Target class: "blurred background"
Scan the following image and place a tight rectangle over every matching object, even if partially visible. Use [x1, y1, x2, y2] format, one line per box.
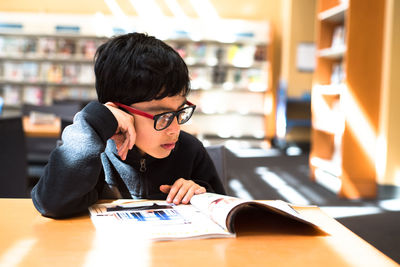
[0, 0, 399, 263]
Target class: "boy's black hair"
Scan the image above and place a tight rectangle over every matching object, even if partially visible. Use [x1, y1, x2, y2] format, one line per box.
[94, 32, 190, 104]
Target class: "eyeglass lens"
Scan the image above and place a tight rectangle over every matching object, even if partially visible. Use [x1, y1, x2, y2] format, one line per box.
[155, 106, 194, 130]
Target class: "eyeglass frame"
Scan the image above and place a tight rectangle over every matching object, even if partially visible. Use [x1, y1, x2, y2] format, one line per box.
[113, 101, 196, 131]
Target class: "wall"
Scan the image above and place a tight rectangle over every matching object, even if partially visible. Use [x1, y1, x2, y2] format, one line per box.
[281, 0, 316, 98]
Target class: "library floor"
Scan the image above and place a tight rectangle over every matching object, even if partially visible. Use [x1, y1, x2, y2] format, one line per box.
[224, 146, 400, 264]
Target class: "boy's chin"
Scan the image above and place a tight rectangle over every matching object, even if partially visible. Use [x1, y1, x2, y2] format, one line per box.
[143, 148, 173, 159]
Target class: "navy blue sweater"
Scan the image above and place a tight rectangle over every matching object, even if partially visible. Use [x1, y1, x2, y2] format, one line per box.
[31, 101, 225, 218]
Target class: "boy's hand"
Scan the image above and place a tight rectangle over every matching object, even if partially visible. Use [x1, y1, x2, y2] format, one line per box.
[160, 178, 206, 205]
[104, 102, 136, 160]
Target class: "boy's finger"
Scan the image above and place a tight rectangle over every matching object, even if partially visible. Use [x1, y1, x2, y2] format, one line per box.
[124, 117, 136, 150]
[195, 186, 206, 195]
[118, 135, 130, 160]
[128, 129, 136, 150]
[159, 185, 171, 194]
[129, 126, 136, 150]
[111, 134, 123, 148]
[182, 186, 196, 204]
[167, 179, 184, 203]
[173, 182, 192, 204]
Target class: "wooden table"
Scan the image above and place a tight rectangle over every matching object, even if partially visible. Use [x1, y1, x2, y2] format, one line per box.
[22, 116, 61, 138]
[0, 199, 397, 267]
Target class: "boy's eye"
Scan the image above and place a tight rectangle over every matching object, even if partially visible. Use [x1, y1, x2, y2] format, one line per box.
[156, 113, 174, 128]
[178, 109, 190, 122]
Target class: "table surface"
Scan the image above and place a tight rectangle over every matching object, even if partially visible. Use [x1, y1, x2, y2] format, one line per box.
[0, 198, 397, 267]
[22, 116, 61, 138]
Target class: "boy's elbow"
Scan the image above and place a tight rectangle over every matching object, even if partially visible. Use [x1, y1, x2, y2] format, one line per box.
[31, 188, 76, 218]
[31, 193, 65, 218]
[31, 187, 97, 219]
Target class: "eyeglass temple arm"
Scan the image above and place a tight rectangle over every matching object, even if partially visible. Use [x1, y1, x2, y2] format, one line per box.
[113, 102, 154, 119]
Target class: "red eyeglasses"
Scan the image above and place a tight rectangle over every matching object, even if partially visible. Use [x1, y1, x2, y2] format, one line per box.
[113, 101, 196, 131]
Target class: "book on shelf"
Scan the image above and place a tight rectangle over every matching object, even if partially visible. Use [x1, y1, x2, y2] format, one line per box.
[22, 38, 37, 55]
[3, 62, 23, 81]
[189, 42, 208, 65]
[226, 44, 256, 68]
[23, 86, 43, 105]
[89, 192, 323, 241]
[42, 63, 63, 83]
[331, 25, 346, 49]
[206, 45, 221, 66]
[183, 42, 218, 66]
[0, 36, 24, 56]
[222, 68, 242, 90]
[57, 38, 77, 57]
[78, 39, 98, 59]
[22, 62, 39, 82]
[38, 37, 57, 57]
[254, 45, 267, 62]
[247, 68, 268, 92]
[331, 60, 345, 84]
[212, 65, 228, 84]
[63, 64, 79, 83]
[52, 86, 96, 101]
[78, 64, 95, 84]
[189, 67, 212, 90]
[2, 85, 21, 105]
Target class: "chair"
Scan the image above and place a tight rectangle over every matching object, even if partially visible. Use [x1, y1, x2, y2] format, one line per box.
[22, 102, 81, 180]
[0, 116, 29, 197]
[61, 118, 73, 132]
[205, 144, 228, 192]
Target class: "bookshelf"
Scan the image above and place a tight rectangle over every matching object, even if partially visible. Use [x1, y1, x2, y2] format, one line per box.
[0, 33, 104, 107]
[0, 31, 271, 144]
[310, 0, 385, 198]
[172, 40, 270, 142]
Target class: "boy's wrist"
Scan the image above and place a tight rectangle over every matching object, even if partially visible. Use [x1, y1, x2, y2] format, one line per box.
[82, 101, 119, 141]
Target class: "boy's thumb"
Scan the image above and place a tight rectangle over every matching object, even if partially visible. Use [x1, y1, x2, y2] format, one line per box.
[159, 185, 171, 193]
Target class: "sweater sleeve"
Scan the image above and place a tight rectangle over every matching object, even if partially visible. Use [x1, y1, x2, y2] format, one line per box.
[178, 133, 226, 195]
[191, 145, 227, 195]
[31, 101, 118, 218]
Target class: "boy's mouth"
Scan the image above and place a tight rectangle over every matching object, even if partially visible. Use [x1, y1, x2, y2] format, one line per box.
[161, 142, 176, 150]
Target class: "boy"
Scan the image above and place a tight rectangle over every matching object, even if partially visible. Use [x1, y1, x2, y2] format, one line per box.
[31, 33, 226, 218]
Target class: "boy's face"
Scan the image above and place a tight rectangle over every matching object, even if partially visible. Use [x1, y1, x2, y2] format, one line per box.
[130, 95, 187, 159]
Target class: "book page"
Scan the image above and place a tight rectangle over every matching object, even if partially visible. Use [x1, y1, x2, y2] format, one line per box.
[240, 200, 321, 229]
[89, 199, 234, 241]
[190, 193, 323, 233]
[190, 193, 247, 232]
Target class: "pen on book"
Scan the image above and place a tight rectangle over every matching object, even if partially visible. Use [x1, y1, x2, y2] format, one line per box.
[106, 203, 173, 212]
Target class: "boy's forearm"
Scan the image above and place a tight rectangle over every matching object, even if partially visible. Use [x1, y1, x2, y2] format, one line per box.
[31, 102, 118, 218]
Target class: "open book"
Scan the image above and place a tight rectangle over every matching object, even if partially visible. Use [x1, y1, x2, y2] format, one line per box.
[89, 193, 322, 241]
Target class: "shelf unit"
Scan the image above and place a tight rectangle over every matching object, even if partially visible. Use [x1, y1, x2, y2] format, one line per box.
[310, 0, 385, 198]
[0, 32, 272, 144]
